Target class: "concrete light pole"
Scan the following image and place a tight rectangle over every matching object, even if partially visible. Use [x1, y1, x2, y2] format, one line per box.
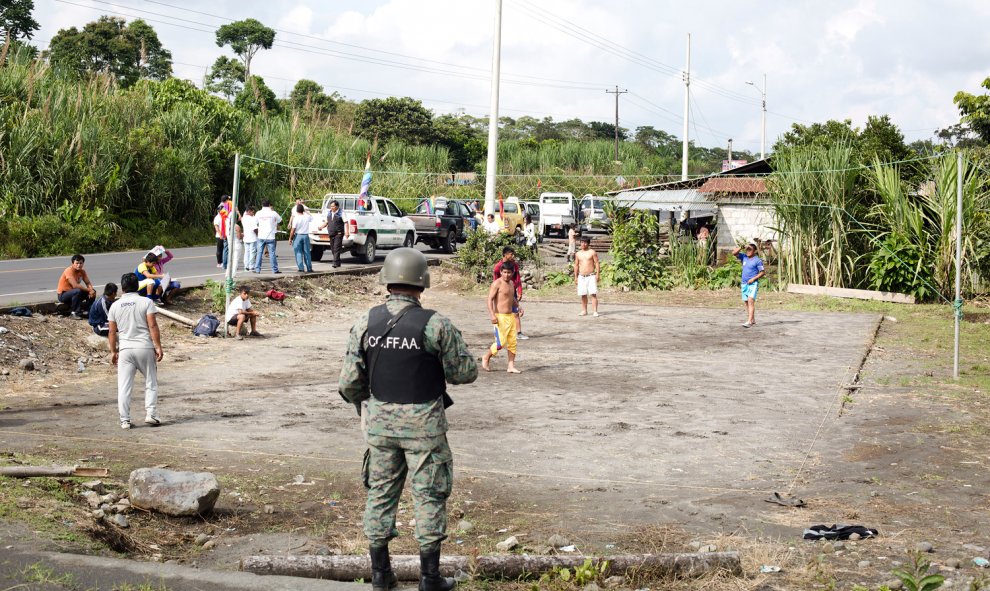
[483, 0, 503, 216]
[681, 34, 690, 181]
[745, 73, 767, 160]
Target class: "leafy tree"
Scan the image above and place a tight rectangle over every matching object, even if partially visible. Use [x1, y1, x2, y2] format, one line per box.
[45, 17, 172, 87]
[773, 119, 858, 153]
[434, 114, 485, 171]
[934, 123, 984, 149]
[128, 19, 172, 81]
[205, 56, 245, 101]
[215, 18, 275, 78]
[289, 79, 336, 116]
[860, 115, 911, 163]
[588, 120, 627, 141]
[774, 116, 912, 164]
[234, 74, 281, 115]
[1, 0, 40, 42]
[354, 96, 435, 145]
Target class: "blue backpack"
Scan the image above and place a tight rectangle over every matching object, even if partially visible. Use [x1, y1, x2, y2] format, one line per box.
[192, 314, 220, 337]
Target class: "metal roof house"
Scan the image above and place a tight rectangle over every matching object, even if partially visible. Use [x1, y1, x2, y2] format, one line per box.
[607, 159, 776, 254]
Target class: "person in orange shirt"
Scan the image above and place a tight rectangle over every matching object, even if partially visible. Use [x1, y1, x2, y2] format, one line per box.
[57, 254, 96, 319]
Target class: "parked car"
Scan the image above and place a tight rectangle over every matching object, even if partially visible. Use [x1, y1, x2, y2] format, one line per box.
[308, 193, 416, 264]
[539, 192, 576, 238]
[406, 196, 471, 253]
[580, 195, 608, 231]
[499, 197, 526, 235]
[523, 201, 543, 243]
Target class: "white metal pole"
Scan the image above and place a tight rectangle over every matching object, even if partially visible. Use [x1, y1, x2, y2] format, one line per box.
[953, 151, 963, 379]
[760, 73, 767, 160]
[483, 0, 503, 216]
[223, 152, 241, 338]
[681, 33, 690, 181]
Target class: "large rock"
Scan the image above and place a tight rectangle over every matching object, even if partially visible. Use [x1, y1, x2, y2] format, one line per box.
[128, 468, 220, 516]
[86, 334, 109, 352]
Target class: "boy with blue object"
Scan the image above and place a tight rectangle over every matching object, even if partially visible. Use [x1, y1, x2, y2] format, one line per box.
[733, 240, 766, 328]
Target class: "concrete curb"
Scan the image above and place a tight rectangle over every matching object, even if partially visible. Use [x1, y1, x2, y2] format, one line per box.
[0, 258, 444, 316]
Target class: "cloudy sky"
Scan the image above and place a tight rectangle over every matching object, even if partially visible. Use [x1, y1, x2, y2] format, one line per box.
[32, 0, 990, 155]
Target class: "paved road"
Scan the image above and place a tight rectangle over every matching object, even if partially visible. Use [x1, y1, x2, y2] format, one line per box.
[0, 241, 448, 308]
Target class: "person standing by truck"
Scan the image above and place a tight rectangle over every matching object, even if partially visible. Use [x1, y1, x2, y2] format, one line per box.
[339, 248, 477, 591]
[318, 200, 346, 268]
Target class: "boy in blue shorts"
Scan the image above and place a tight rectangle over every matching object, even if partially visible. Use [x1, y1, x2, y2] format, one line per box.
[733, 240, 766, 328]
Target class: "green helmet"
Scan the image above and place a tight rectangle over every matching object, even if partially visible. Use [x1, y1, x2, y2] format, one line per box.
[379, 247, 430, 288]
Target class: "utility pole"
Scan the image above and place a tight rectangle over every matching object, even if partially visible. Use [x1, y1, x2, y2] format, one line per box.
[746, 73, 767, 160]
[681, 33, 691, 181]
[605, 85, 628, 161]
[483, 0, 503, 217]
[727, 138, 733, 162]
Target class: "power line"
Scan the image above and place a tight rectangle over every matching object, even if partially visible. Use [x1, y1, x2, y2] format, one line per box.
[52, 0, 605, 91]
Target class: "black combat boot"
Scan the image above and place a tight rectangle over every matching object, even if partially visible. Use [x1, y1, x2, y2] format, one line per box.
[370, 545, 398, 591]
[419, 548, 455, 591]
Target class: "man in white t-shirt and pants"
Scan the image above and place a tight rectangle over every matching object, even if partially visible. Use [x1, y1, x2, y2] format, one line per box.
[241, 204, 259, 272]
[253, 199, 282, 274]
[108, 272, 164, 429]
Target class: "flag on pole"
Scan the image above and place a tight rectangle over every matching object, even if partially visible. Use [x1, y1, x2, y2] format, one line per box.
[358, 152, 372, 210]
[536, 178, 542, 189]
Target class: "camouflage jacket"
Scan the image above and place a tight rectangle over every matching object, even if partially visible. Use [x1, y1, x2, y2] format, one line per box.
[339, 294, 478, 437]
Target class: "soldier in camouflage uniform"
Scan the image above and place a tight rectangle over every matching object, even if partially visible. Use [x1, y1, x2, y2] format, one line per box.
[340, 248, 478, 591]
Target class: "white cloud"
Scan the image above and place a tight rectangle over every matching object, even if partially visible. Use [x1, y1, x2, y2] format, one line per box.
[29, 0, 990, 151]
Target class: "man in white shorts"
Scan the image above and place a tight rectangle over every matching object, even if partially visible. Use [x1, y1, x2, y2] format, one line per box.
[573, 236, 600, 317]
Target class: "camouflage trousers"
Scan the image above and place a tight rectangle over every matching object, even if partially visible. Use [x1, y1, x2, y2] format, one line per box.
[363, 434, 453, 552]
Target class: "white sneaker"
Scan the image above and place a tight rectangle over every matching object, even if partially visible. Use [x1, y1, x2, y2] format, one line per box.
[120, 421, 132, 430]
[578, 311, 587, 316]
[145, 415, 161, 426]
[593, 312, 599, 317]
[517, 333, 529, 340]
[741, 322, 752, 328]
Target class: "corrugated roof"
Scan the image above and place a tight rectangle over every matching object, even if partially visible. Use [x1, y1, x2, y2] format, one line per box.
[614, 189, 718, 213]
[698, 177, 767, 194]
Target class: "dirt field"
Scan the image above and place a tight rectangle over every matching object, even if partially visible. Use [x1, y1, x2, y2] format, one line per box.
[2, 269, 989, 590]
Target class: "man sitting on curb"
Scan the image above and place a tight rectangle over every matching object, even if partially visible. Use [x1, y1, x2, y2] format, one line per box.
[56, 254, 96, 319]
[226, 286, 261, 340]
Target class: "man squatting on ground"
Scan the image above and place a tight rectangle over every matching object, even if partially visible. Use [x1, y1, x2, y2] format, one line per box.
[482, 261, 521, 373]
[732, 240, 766, 328]
[339, 248, 478, 591]
[108, 273, 163, 430]
[574, 236, 600, 317]
[88, 282, 117, 336]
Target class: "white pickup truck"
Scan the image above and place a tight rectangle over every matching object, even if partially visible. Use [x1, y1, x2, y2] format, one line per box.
[308, 193, 417, 264]
[539, 191, 576, 238]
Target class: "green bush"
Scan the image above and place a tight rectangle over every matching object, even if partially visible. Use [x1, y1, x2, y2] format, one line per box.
[867, 234, 937, 300]
[607, 207, 667, 290]
[454, 229, 539, 282]
[708, 257, 742, 289]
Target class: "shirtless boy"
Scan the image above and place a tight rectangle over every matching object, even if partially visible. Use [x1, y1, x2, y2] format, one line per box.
[482, 262, 521, 373]
[574, 236, 600, 317]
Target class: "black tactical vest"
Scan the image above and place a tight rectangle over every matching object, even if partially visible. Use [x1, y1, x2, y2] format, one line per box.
[366, 304, 446, 404]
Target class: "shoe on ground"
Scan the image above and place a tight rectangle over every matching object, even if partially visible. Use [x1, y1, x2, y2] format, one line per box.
[517, 333, 529, 340]
[273, 270, 282, 274]
[120, 421, 132, 430]
[593, 312, 600, 317]
[145, 415, 161, 426]
[69, 311, 83, 319]
[248, 331, 263, 338]
[236, 334, 243, 340]
[742, 322, 752, 328]
[578, 311, 587, 316]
